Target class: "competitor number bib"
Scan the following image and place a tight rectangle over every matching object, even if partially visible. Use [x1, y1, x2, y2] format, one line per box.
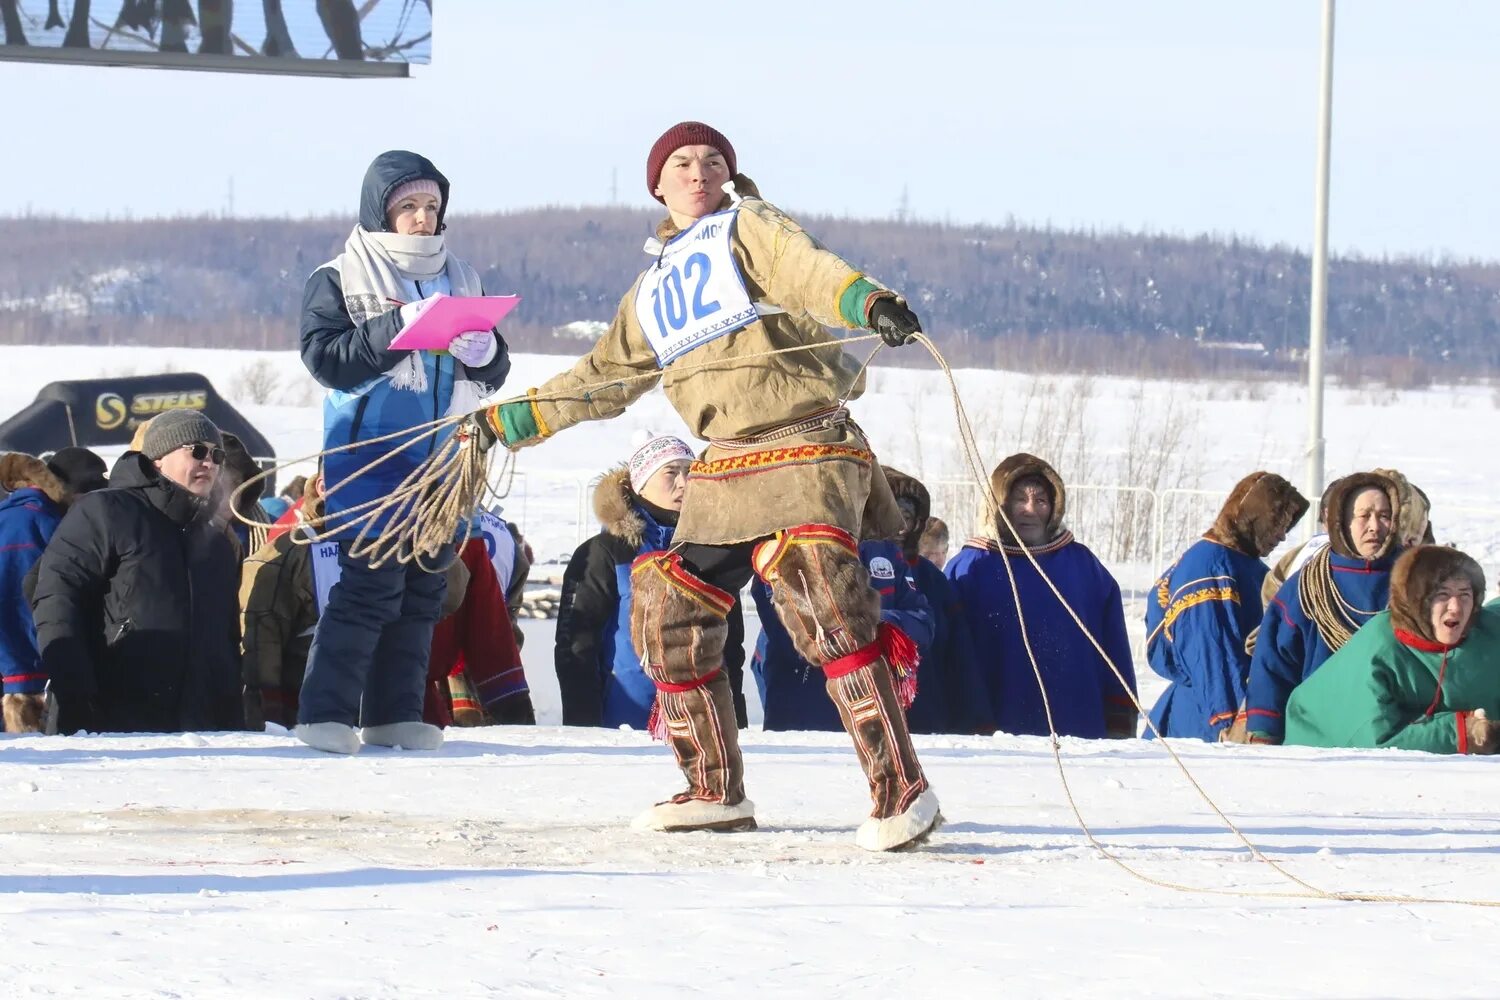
[476, 509, 516, 592]
[633, 208, 757, 367]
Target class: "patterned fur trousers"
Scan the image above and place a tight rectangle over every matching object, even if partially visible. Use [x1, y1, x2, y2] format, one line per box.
[630, 552, 748, 807]
[752, 525, 929, 820]
[630, 526, 929, 821]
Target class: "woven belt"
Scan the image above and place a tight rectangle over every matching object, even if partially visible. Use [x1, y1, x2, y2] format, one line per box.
[710, 407, 849, 450]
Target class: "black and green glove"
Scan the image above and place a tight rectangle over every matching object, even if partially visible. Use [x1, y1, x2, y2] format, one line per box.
[869, 297, 923, 347]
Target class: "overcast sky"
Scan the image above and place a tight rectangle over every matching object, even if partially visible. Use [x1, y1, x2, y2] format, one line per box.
[2, 0, 1496, 261]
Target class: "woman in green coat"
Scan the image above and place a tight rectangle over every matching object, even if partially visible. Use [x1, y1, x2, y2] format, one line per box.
[1285, 545, 1500, 754]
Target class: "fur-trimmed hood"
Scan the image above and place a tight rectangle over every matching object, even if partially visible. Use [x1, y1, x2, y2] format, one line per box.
[989, 453, 1066, 543]
[0, 453, 70, 506]
[592, 466, 675, 549]
[1206, 471, 1309, 558]
[654, 174, 763, 242]
[1389, 545, 1487, 643]
[881, 466, 930, 560]
[1372, 467, 1432, 547]
[1326, 471, 1402, 561]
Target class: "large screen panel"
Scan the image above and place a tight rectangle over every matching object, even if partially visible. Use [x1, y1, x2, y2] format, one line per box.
[0, 1, 432, 78]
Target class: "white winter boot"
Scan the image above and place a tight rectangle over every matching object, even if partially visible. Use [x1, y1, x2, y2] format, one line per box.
[632, 795, 757, 833]
[295, 722, 361, 756]
[855, 786, 942, 852]
[360, 721, 443, 751]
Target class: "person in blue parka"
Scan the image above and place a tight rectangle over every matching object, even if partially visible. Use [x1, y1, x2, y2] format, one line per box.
[0, 450, 107, 732]
[879, 467, 992, 734]
[947, 453, 1138, 739]
[1241, 471, 1403, 744]
[1144, 471, 1309, 741]
[555, 433, 748, 731]
[295, 150, 512, 755]
[751, 535, 933, 732]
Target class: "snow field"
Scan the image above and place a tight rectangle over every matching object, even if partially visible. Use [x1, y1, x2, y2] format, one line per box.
[2, 724, 1499, 998]
[1, 345, 1498, 997]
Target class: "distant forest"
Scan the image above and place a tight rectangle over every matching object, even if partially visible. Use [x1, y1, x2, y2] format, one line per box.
[2, 205, 1497, 383]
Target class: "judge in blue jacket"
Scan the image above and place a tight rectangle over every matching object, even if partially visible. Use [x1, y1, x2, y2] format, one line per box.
[1145, 471, 1308, 741]
[295, 150, 512, 755]
[1242, 471, 1402, 744]
[947, 454, 1138, 739]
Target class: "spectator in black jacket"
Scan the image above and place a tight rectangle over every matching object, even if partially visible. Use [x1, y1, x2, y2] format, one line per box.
[555, 433, 748, 730]
[30, 410, 244, 734]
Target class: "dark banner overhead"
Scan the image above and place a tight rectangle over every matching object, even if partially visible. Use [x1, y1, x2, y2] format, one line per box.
[0, 1, 432, 78]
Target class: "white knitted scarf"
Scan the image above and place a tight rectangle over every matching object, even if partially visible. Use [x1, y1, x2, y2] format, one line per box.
[337, 225, 487, 414]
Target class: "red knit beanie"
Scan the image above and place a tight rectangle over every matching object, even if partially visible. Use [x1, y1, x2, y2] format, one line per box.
[646, 121, 737, 203]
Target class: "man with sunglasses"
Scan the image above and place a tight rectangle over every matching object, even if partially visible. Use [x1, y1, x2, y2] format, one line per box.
[31, 409, 245, 735]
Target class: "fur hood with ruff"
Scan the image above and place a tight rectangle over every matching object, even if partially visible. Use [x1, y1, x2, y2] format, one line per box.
[0, 453, 71, 506]
[1205, 471, 1309, 558]
[882, 467, 930, 560]
[988, 453, 1067, 545]
[1372, 467, 1433, 546]
[1389, 545, 1487, 644]
[1326, 471, 1403, 561]
[592, 467, 659, 548]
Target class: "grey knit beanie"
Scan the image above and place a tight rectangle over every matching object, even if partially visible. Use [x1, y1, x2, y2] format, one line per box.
[140, 409, 223, 461]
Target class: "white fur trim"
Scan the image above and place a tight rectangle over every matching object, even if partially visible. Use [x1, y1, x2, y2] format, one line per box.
[855, 787, 941, 851]
[631, 797, 757, 832]
[360, 721, 444, 751]
[295, 722, 361, 755]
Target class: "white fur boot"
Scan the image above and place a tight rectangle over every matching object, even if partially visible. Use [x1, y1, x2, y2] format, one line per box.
[360, 721, 443, 751]
[855, 787, 942, 852]
[632, 796, 757, 833]
[295, 722, 361, 756]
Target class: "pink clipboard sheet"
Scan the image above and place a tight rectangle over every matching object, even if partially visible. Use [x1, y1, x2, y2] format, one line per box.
[388, 294, 521, 351]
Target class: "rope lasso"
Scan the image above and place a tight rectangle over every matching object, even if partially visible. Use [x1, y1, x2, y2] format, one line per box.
[230, 334, 889, 568]
[910, 331, 1500, 907]
[232, 330, 1500, 905]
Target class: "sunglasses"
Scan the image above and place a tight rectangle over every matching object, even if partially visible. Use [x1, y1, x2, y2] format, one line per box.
[180, 443, 226, 466]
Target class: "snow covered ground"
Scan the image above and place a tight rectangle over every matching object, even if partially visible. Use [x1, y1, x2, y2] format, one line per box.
[3, 725, 1500, 998]
[2, 345, 1499, 997]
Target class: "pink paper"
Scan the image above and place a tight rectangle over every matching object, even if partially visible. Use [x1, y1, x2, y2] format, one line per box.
[388, 294, 521, 351]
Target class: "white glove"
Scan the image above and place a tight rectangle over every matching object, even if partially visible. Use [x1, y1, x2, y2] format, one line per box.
[397, 297, 435, 328]
[448, 330, 499, 368]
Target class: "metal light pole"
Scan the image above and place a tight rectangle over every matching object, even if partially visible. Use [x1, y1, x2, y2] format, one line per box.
[1306, 0, 1336, 535]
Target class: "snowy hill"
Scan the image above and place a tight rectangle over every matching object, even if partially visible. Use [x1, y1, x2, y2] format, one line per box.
[7, 210, 1500, 369]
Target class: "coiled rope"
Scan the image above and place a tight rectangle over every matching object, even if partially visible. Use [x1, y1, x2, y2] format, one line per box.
[233, 331, 1500, 906]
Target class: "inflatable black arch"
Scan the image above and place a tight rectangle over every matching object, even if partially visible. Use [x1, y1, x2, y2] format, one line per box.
[0, 372, 277, 489]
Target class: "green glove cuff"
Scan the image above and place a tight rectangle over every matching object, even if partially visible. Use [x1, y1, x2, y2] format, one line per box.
[837, 276, 884, 328]
[497, 399, 540, 445]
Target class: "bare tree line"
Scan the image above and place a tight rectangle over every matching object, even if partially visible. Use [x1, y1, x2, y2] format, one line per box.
[1, 207, 1497, 383]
